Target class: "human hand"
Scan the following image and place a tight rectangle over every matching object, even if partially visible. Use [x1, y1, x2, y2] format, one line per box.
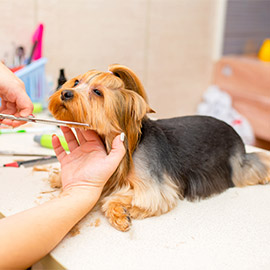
[52, 127, 126, 198]
[0, 62, 33, 127]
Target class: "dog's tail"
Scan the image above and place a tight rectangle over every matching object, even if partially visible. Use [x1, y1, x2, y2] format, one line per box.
[108, 64, 149, 102]
[231, 151, 270, 187]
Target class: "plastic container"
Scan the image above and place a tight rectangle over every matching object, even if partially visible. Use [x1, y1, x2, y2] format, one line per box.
[15, 58, 48, 106]
[258, 39, 270, 62]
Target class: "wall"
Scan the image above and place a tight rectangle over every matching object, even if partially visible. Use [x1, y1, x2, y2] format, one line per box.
[0, 0, 222, 119]
[223, 0, 270, 55]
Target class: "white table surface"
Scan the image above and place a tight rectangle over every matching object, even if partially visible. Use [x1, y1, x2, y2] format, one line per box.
[0, 124, 270, 270]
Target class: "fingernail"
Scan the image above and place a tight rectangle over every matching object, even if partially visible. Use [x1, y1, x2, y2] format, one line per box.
[120, 132, 125, 142]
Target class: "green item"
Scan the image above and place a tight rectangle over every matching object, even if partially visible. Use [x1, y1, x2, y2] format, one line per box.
[0, 129, 26, 134]
[33, 102, 43, 114]
[34, 134, 69, 151]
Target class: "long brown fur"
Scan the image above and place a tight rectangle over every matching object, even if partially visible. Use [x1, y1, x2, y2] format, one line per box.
[49, 66, 157, 231]
[49, 64, 270, 232]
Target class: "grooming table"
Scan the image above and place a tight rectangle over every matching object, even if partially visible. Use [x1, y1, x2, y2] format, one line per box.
[0, 130, 270, 270]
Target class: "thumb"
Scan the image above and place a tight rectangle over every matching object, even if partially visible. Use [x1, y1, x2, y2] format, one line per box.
[106, 133, 126, 169]
[17, 95, 34, 117]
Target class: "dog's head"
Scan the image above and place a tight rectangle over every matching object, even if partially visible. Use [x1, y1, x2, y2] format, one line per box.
[48, 64, 154, 154]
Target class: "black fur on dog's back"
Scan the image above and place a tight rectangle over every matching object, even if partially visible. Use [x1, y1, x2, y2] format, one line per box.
[137, 115, 245, 201]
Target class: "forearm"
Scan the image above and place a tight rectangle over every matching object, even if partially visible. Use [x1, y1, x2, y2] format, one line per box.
[0, 188, 100, 269]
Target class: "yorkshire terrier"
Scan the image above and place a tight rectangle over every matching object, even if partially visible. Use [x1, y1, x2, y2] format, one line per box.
[49, 64, 270, 232]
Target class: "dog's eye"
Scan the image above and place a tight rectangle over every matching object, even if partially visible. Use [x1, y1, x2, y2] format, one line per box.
[73, 80, 79, 87]
[93, 89, 102, 96]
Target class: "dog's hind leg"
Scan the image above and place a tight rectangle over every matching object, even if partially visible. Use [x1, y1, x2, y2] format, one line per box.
[231, 151, 270, 187]
[126, 165, 181, 219]
[101, 171, 180, 231]
[129, 175, 180, 219]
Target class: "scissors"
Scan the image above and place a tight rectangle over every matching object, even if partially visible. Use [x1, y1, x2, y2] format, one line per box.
[0, 113, 91, 128]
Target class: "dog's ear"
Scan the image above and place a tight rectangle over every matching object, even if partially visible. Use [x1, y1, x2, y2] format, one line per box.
[108, 64, 149, 102]
[119, 90, 153, 153]
[127, 90, 153, 121]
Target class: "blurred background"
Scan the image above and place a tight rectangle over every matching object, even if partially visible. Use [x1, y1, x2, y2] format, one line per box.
[0, 0, 269, 149]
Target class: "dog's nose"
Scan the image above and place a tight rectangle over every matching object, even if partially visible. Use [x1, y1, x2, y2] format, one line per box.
[61, 90, 74, 101]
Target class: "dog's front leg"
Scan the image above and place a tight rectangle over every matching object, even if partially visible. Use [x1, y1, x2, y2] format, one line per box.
[101, 187, 133, 232]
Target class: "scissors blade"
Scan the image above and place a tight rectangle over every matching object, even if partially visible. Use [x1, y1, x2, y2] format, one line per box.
[0, 113, 91, 128]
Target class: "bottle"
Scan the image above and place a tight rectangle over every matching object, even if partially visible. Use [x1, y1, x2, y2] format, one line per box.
[34, 134, 69, 151]
[57, 69, 67, 90]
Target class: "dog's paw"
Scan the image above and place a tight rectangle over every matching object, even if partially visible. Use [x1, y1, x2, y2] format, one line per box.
[106, 203, 132, 232]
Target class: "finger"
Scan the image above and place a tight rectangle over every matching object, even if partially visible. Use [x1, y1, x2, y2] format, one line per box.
[80, 129, 104, 149]
[1, 119, 14, 127]
[52, 134, 67, 163]
[0, 99, 7, 112]
[60, 126, 79, 152]
[11, 120, 27, 128]
[13, 81, 33, 117]
[11, 111, 27, 127]
[106, 133, 126, 169]
[76, 128, 86, 145]
[17, 95, 34, 117]
[80, 129, 100, 141]
[0, 103, 16, 116]
[1, 118, 27, 127]
[0, 103, 25, 127]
